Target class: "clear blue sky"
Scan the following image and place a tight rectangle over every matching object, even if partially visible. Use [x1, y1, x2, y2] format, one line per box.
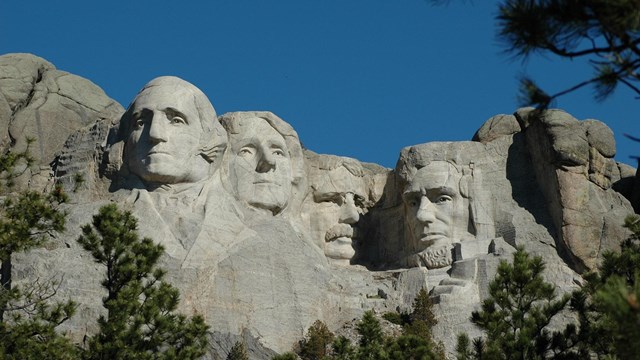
[1, 0, 636, 169]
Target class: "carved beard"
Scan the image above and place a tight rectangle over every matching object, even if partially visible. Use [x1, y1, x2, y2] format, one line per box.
[417, 245, 452, 269]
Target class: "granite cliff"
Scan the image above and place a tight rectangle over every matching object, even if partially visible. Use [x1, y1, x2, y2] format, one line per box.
[2, 53, 638, 359]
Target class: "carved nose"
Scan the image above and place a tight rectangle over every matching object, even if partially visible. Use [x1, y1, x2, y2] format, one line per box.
[339, 193, 360, 224]
[416, 196, 436, 223]
[148, 114, 168, 143]
[256, 151, 276, 173]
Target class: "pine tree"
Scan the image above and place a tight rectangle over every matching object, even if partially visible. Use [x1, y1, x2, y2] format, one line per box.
[570, 214, 640, 358]
[0, 184, 68, 321]
[355, 311, 386, 360]
[0, 296, 79, 359]
[299, 320, 334, 360]
[387, 334, 441, 360]
[331, 336, 355, 360]
[384, 288, 445, 360]
[77, 204, 208, 360]
[496, 0, 640, 107]
[433, 1, 640, 107]
[272, 352, 298, 360]
[456, 247, 580, 359]
[0, 142, 77, 359]
[227, 340, 249, 360]
[403, 288, 437, 340]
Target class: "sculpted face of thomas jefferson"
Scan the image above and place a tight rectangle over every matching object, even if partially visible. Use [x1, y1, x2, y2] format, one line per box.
[224, 115, 295, 214]
[122, 76, 224, 186]
[403, 161, 472, 268]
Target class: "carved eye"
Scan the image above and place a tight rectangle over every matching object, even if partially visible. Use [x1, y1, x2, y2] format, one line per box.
[403, 192, 420, 208]
[434, 195, 453, 204]
[170, 116, 186, 125]
[134, 118, 144, 129]
[272, 148, 286, 157]
[406, 197, 419, 207]
[238, 147, 255, 157]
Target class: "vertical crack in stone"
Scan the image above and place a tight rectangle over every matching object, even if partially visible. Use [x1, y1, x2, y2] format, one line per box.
[7, 66, 47, 148]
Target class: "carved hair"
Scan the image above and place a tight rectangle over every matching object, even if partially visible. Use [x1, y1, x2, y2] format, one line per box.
[311, 154, 364, 178]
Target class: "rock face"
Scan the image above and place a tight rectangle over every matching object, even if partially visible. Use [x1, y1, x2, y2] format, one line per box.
[0, 53, 123, 191]
[4, 54, 637, 359]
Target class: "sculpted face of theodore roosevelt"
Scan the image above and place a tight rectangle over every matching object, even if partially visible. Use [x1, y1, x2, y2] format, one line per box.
[227, 116, 293, 214]
[122, 77, 222, 186]
[307, 159, 368, 265]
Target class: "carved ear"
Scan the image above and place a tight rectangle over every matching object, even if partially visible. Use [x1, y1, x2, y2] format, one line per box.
[102, 141, 125, 179]
[200, 143, 227, 167]
[459, 174, 470, 198]
[405, 165, 418, 180]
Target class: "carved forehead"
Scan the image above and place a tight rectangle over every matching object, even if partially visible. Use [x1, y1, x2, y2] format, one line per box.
[119, 76, 220, 140]
[132, 86, 197, 116]
[408, 162, 461, 193]
[134, 77, 206, 108]
[227, 117, 286, 145]
[221, 111, 295, 134]
[313, 166, 367, 198]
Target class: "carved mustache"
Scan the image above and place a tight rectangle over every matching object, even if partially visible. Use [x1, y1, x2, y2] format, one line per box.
[325, 223, 357, 242]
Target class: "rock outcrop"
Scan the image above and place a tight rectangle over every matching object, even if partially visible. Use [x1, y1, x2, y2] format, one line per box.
[2, 53, 636, 359]
[0, 53, 123, 191]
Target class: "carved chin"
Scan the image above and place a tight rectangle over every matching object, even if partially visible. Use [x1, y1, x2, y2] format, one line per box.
[325, 238, 355, 261]
[417, 245, 452, 269]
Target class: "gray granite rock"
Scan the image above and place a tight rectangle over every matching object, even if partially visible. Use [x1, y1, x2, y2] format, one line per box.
[472, 113, 521, 144]
[0, 53, 123, 191]
[5, 54, 636, 359]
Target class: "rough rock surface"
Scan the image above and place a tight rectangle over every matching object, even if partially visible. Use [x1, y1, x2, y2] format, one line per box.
[0, 53, 123, 191]
[4, 54, 637, 359]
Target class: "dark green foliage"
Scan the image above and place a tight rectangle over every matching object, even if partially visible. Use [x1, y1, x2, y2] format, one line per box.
[0, 138, 36, 189]
[356, 311, 383, 348]
[355, 311, 387, 360]
[569, 214, 640, 358]
[78, 204, 208, 360]
[455, 334, 485, 360]
[227, 340, 249, 360]
[272, 353, 298, 360]
[0, 297, 78, 359]
[331, 336, 355, 360]
[456, 247, 580, 359]
[299, 320, 334, 360]
[381, 311, 409, 326]
[393, 288, 446, 359]
[600, 215, 640, 287]
[308, 290, 445, 360]
[0, 189, 67, 262]
[387, 334, 441, 360]
[455, 333, 472, 360]
[0, 144, 75, 359]
[593, 276, 640, 358]
[403, 289, 437, 339]
[496, 0, 640, 107]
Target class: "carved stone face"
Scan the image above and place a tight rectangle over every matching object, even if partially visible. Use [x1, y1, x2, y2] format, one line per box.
[126, 86, 210, 185]
[310, 167, 366, 264]
[403, 161, 469, 268]
[228, 117, 293, 213]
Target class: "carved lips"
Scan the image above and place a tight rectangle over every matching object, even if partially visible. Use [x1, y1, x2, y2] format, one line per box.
[253, 178, 281, 186]
[325, 223, 356, 243]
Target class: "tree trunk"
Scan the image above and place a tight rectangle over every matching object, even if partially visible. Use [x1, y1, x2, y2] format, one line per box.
[0, 256, 11, 322]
